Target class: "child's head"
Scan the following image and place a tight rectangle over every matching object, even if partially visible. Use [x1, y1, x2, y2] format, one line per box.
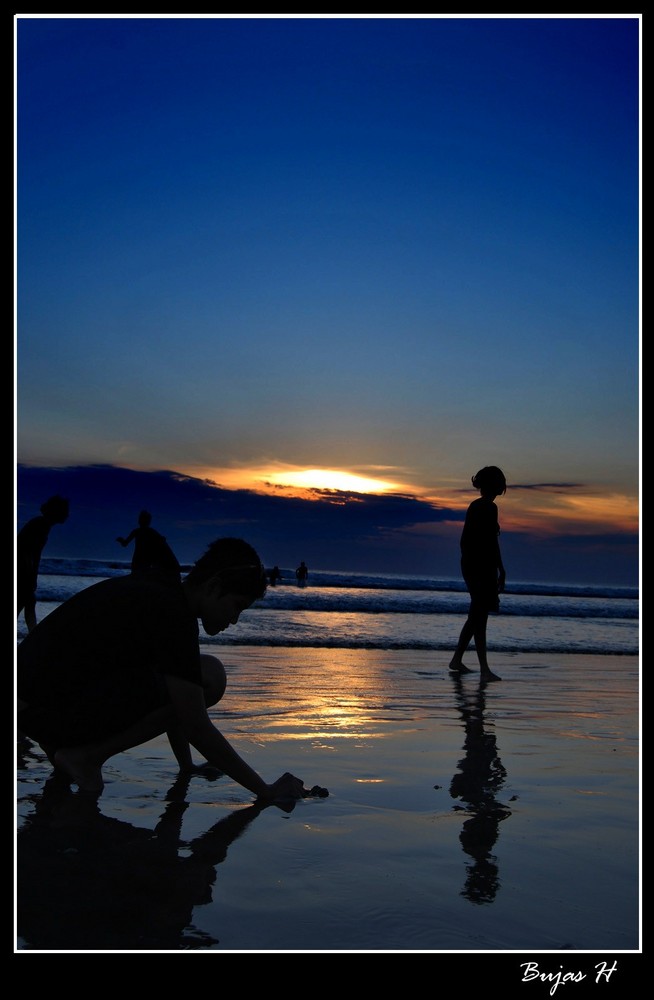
[472, 466, 506, 496]
[186, 537, 267, 602]
[138, 510, 152, 527]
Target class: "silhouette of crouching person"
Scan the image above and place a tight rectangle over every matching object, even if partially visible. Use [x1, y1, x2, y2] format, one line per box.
[17, 537, 321, 803]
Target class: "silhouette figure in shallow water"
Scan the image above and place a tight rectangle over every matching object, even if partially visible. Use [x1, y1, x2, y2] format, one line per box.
[449, 674, 512, 904]
[17, 770, 281, 950]
[17, 495, 70, 632]
[449, 466, 507, 681]
[295, 561, 308, 586]
[116, 509, 181, 580]
[267, 565, 282, 586]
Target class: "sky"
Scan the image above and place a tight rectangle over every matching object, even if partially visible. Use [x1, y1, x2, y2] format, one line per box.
[15, 14, 641, 586]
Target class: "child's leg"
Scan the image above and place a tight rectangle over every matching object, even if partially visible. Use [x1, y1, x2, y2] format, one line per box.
[449, 616, 474, 672]
[472, 611, 501, 681]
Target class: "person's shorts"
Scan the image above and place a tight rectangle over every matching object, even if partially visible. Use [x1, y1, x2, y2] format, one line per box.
[18, 672, 168, 750]
[462, 564, 500, 614]
[468, 588, 500, 614]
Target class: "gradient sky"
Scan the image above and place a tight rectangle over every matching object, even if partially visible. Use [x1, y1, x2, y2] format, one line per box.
[15, 15, 641, 585]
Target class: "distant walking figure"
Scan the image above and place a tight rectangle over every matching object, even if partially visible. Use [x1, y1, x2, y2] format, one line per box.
[17, 495, 70, 632]
[117, 510, 181, 580]
[295, 561, 309, 587]
[449, 466, 507, 682]
[268, 566, 282, 586]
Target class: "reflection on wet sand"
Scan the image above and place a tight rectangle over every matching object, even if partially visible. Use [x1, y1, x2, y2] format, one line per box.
[17, 767, 281, 951]
[450, 675, 513, 905]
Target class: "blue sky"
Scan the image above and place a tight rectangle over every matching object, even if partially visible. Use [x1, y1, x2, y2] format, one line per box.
[15, 15, 640, 585]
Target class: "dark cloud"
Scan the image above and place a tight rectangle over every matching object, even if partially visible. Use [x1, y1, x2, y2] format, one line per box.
[452, 482, 586, 494]
[15, 464, 638, 585]
[509, 483, 585, 492]
[499, 532, 638, 587]
[16, 464, 458, 573]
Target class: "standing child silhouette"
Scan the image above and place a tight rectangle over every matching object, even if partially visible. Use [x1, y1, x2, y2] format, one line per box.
[449, 466, 507, 682]
[17, 495, 70, 632]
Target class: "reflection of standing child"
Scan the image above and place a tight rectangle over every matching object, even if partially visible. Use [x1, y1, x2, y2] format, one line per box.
[449, 466, 506, 682]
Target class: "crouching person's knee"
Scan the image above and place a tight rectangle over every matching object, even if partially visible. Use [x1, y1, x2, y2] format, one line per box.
[200, 654, 227, 707]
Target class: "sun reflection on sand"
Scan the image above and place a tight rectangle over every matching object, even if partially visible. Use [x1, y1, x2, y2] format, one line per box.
[213, 646, 432, 750]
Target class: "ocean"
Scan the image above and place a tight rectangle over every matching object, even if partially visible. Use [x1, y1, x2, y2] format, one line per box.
[18, 557, 639, 656]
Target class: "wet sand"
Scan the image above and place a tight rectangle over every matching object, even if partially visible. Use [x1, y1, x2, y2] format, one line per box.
[16, 648, 641, 974]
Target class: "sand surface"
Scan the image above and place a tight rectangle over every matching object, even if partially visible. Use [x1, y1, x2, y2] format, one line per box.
[16, 648, 641, 974]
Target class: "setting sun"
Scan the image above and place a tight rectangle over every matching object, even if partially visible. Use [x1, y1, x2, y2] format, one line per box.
[264, 469, 402, 494]
[188, 464, 407, 497]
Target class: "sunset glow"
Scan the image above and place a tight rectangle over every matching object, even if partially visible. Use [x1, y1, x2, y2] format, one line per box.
[185, 464, 639, 537]
[264, 469, 403, 494]
[499, 491, 640, 536]
[192, 465, 407, 497]
[16, 15, 639, 586]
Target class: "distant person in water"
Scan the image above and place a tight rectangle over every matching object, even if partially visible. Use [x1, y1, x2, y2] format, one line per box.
[117, 510, 181, 580]
[268, 565, 282, 586]
[17, 536, 327, 803]
[449, 466, 507, 682]
[295, 561, 308, 586]
[17, 495, 70, 632]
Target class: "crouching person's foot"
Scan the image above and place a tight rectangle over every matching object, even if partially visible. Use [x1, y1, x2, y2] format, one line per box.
[54, 748, 105, 793]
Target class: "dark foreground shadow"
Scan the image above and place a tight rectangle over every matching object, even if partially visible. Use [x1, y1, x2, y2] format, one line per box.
[17, 770, 280, 951]
[450, 675, 513, 905]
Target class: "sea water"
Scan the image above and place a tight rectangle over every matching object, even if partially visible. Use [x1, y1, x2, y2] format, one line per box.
[17, 558, 639, 656]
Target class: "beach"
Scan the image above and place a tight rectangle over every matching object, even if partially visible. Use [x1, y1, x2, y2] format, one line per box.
[16, 646, 640, 969]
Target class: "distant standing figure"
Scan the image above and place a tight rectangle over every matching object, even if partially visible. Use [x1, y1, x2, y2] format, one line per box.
[17, 495, 70, 632]
[448, 466, 507, 682]
[117, 510, 181, 580]
[295, 561, 308, 586]
[268, 566, 282, 586]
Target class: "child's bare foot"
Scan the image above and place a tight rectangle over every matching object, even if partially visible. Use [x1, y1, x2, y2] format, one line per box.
[480, 670, 502, 682]
[54, 748, 104, 793]
[449, 660, 473, 673]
